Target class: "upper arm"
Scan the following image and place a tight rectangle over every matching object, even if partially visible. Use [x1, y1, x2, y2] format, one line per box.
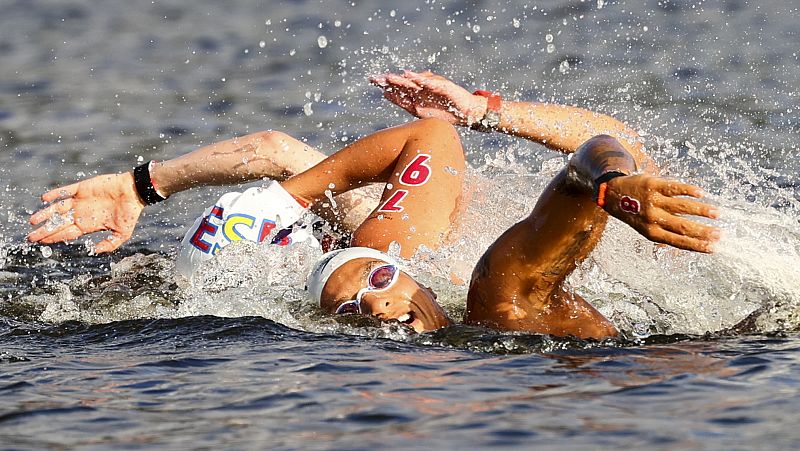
[350, 119, 466, 258]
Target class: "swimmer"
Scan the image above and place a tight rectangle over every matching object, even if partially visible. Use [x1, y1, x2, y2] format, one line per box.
[28, 77, 719, 339]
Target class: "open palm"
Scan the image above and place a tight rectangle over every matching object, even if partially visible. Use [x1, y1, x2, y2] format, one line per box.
[28, 172, 145, 253]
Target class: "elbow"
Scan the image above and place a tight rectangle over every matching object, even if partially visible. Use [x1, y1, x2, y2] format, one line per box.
[241, 130, 297, 180]
[587, 133, 648, 173]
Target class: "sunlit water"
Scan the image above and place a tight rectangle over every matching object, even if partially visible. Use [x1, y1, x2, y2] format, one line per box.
[1, 0, 799, 448]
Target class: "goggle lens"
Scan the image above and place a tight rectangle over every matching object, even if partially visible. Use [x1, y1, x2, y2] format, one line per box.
[369, 265, 398, 290]
[334, 264, 399, 315]
[335, 300, 361, 315]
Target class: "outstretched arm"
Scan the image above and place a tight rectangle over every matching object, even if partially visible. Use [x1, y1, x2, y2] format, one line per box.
[28, 131, 374, 252]
[370, 70, 655, 172]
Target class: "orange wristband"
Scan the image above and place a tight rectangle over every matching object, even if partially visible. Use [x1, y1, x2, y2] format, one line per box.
[594, 171, 627, 208]
[596, 182, 609, 207]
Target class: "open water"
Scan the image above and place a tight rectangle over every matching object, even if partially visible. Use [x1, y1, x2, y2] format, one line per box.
[1, 0, 800, 449]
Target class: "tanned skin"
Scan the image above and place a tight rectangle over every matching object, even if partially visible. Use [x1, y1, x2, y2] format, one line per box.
[465, 136, 635, 338]
[372, 71, 719, 339]
[29, 72, 719, 338]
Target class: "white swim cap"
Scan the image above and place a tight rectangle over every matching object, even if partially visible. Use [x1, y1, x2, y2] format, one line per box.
[307, 247, 399, 305]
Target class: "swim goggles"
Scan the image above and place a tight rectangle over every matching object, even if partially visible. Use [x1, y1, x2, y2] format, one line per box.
[335, 264, 400, 315]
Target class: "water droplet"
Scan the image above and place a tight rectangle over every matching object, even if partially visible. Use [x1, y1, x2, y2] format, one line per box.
[546, 43, 555, 53]
[545, 33, 554, 43]
[303, 102, 313, 116]
[324, 190, 337, 209]
[512, 18, 520, 28]
[559, 60, 570, 74]
[472, 24, 481, 33]
[597, 0, 606, 9]
[40, 246, 52, 258]
[259, 40, 266, 48]
[390, 9, 396, 17]
[632, 322, 650, 339]
[317, 36, 328, 48]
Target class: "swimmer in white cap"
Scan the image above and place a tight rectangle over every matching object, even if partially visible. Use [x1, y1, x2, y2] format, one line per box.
[29, 74, 719, 338]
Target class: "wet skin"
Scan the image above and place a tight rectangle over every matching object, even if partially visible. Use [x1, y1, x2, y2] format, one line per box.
[319, 258, 452, 333]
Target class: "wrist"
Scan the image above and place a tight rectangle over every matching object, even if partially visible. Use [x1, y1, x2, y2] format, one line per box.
[468, 96, 489, 126]
[594, 171, 627, 207]
[123, 171, 147, 209]
[471, 90, 502, 132]
[133, 160, 169, 205]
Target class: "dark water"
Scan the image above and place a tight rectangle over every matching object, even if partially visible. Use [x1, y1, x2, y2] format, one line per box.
[2, 0, 800, 448]
[4, 317, 800, 449]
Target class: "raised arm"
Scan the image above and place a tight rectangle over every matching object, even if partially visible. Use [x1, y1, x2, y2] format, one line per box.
[370, 70, 655, 172]
[28, 131, 373, 253]
[465, 135, 718, 338]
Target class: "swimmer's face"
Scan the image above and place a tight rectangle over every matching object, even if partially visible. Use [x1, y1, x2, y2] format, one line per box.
[320, 258, 452, 333]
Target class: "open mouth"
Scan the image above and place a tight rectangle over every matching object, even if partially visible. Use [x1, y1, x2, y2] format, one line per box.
[396, 312, 416, 325]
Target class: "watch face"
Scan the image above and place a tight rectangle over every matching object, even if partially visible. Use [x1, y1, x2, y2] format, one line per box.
[483, 111, 501, 127]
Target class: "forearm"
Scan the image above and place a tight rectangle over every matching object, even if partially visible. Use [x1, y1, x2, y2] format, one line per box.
[492, 100, 655, 172]
[282, 119, 449, 204]
[150, 131, 325, 197]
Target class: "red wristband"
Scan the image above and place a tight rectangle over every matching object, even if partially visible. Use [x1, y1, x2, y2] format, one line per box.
[473, 90, 502, 113]
[472, 90, 502, 132]
[291, 194, 311, 209]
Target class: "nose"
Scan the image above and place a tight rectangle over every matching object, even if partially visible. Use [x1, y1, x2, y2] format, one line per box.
[359, 293, 403, 319]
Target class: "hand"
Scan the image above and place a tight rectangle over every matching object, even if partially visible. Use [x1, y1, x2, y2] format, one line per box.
[28, 172, 146, 253]
[369, 70, 487, 126]
[603, 175, 720, 253]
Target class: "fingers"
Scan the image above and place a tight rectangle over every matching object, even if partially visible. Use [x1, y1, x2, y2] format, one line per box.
[41, 183, 79, 203]
[368, 74, 387, 86]
[385, 73, 422, 90]
[660, 196, 720, 219]
[29, 198, 74, 225]
[403, 70, 449, 91]
[96, 233, 128, 253]
[28, 223, 85, 245]
[645, 207, 720, 253]
[381, 89, 417, 116]
[369, 73, 421, 91]
[653, 179, 703, 198]
[648, 227, 716, 254]
[657, 213, 719, 240]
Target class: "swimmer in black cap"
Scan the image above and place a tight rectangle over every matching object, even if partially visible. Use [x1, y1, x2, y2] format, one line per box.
[28, 75, 719, 339]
